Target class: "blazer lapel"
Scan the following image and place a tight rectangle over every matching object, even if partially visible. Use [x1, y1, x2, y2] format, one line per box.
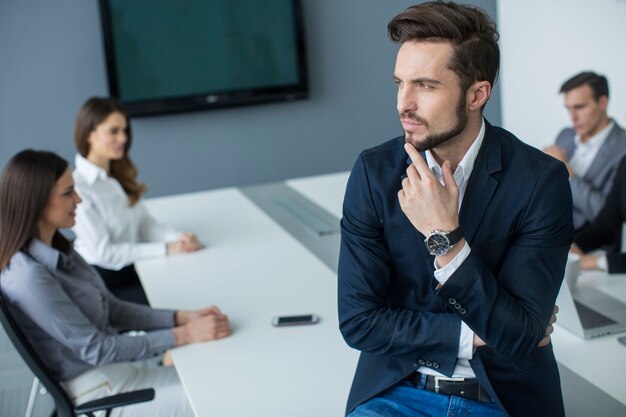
[583, 123, 619, 180]
[459, 124, 502, 244]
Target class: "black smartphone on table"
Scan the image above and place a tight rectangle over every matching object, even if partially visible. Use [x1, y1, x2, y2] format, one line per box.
[272, 314, 319, 327]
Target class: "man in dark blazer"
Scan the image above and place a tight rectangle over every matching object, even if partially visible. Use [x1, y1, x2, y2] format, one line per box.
[544, 72, 626, 231]
[574, 156, 626, 273]
[338, 3, 573, 417]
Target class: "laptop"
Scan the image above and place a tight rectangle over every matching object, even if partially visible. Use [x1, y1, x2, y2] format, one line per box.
[555, 254, 626, 339]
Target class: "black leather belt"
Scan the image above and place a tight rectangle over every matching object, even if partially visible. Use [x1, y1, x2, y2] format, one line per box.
[407, 373, 492, 403]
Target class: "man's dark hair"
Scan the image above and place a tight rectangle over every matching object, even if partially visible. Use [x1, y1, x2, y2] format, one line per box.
[388, 1, 499, 94]
[559, 71, 609, 101]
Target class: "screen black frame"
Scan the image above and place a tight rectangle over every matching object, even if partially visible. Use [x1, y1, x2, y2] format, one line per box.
[98, 0, 309, 117]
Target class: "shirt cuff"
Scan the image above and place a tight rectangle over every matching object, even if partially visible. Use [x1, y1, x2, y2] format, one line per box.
[433, 243, 471, 286]
[458, 321, 475, 360]
[133, 242, 168, 259]
[165, 229, 183, 242]
[596, 255, 608, 271]
[150, 308, 178, 328]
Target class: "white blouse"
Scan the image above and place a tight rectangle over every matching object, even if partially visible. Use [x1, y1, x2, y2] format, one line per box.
[72, 154, 181, 270]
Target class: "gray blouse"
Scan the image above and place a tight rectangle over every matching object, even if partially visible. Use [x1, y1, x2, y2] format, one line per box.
[0, 238, 176, 381]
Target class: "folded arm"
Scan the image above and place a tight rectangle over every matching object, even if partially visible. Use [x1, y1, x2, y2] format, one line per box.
[74, 201, 167, 269]
[437, 161, 573, 360]
[9, 265, 173, 367]
[338, 155, 462, 375]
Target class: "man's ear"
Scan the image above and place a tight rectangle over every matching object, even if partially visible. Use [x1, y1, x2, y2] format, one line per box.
[466, 81, 491, 111]
[598, 95, 609, 113]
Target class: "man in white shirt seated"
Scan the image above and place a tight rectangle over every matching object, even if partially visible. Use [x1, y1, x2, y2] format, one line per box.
[544, 71, 626, 231]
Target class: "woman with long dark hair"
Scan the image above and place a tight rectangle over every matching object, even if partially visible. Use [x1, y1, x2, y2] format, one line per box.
[0, 150, 230, 416]
[72, 97, 202, 305]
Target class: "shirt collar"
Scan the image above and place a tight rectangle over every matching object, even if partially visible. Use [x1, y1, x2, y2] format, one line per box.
[574, 120, 614, 148]
[423, 118, 486, 184]
[74, 154, 108, 185]
[27, 238, 63, 271]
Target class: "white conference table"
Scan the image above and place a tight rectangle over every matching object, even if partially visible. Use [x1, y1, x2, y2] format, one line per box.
[136, 187, 359, 417]
[138, 171, 626, 416]
[551, 271, 626, 405]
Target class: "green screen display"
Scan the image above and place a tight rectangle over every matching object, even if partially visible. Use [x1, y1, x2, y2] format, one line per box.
[101, 0, 307, 115]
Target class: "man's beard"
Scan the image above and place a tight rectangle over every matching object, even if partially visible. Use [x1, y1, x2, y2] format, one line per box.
[402, 96, 467, 152]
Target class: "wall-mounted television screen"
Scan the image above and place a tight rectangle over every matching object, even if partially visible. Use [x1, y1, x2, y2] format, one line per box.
[98, 0, 308, 117]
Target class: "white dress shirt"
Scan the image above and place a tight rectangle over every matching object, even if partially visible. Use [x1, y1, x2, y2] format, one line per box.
[418, 119, 485, 379]
[72, 154, 181, 270]
[569, 121, 614, 178]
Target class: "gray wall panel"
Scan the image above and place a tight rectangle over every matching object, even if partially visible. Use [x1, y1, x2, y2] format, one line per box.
[0, 0, 499, 198]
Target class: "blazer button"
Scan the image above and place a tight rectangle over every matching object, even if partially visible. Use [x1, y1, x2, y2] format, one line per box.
[454, 303, 461, 309]
[418, 359, 426, 365]
[448, 298, 456, 304]
[425, 361, 433, 367]
[459, 308, 467, 315]
[433, 362, 440, 369]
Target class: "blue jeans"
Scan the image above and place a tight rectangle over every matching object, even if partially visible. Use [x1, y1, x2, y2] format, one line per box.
[348, 375, 507, 417]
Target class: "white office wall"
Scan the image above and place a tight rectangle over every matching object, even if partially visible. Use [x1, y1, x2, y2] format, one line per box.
[498, 0, 626, 148]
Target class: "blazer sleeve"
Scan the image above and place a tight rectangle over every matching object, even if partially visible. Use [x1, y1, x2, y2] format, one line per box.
[606, 253, 626, 274]
[574, 178, 623, 253]
[437, 160, 573, 361]
[569, 129, 626, 227]
[570, 171, 616, 226]
[338, 154, 461, 375]
[556, 127, 622, 227]
[575, 157, 626, 273]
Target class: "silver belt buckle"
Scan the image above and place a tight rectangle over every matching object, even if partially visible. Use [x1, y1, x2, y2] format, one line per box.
[434, 376, 466, 393]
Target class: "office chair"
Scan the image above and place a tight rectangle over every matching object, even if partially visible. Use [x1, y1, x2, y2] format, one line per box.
[0, 293, 155, 417]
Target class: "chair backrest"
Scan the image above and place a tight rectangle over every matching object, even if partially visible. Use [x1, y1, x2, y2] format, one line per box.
[0, 293, 75, 417]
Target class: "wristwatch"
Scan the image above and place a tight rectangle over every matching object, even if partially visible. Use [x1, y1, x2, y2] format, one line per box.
[424, 226, 464, 256]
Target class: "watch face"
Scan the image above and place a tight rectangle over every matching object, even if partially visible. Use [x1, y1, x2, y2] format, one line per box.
[426, 233, 450, 256]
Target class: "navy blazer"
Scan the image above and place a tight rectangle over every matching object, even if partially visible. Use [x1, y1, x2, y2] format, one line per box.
[338, 122, 573, 417]
[575, 156, 626, 273]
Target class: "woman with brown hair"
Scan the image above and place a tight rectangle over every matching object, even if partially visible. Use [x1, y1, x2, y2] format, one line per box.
[72, 97, 202, 305]
[0, 149, 230, 416]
